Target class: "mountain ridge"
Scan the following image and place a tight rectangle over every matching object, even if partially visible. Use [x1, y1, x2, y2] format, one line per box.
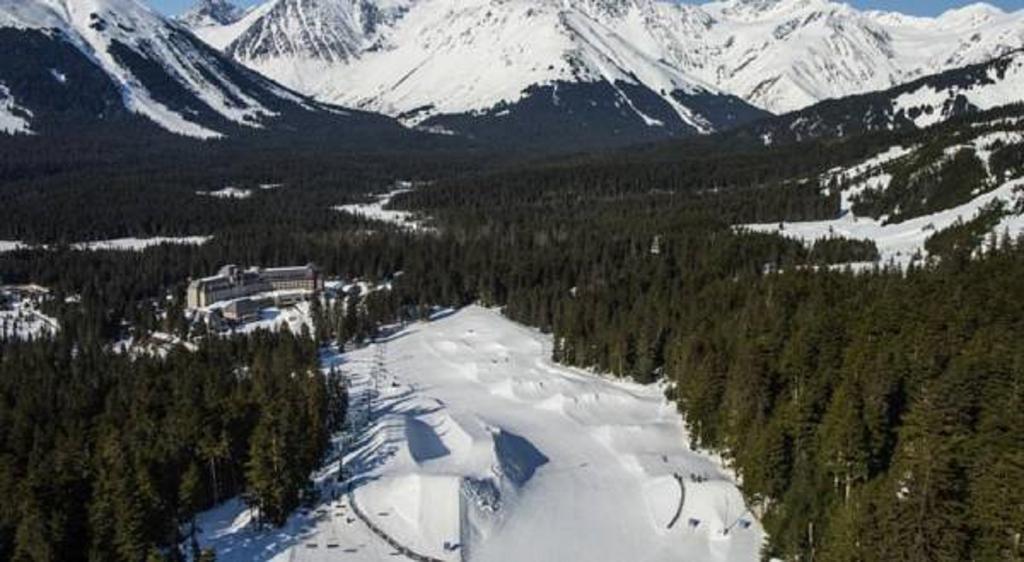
[184, 0, 1024, 118]
[0, 0, 419, 144]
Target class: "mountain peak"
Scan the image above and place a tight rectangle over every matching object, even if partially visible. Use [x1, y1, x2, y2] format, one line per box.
[718, 0, 829, 18]
[180, 0, 242, 27]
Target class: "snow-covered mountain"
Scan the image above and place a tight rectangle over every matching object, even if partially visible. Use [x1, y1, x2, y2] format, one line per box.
[0, 0, 406, 140]
[738, 49, 1024, 145]
[186, 0, 1024, 142]
[672, 0, 1024, 113]
[179, 0, 244, 28]
[187, 0, 771, 147]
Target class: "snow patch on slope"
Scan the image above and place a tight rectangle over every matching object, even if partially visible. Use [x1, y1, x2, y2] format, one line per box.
[894, 53, 1024, 128]
[332, 186, 424, 231]
[0, 83, 33, 134]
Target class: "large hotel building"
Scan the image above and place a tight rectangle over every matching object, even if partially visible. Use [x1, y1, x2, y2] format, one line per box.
[186, 264, 323, 310]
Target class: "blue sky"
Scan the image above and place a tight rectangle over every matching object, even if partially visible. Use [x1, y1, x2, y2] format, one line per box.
[150, 0, 1024, 17]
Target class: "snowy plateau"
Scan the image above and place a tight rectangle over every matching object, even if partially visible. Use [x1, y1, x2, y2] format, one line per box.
[187, 0, 1024, 123]
[197, 306, 763, 561]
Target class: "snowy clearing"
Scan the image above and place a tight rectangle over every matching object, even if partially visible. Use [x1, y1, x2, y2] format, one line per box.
[0, 236, 212, 253]
[1, 295, 58, 341]
[72, 236, 212, 251]
[334, 187, 425, 231]
[197, 187, 254, 199]
[198, 306, 763, 561]
[0, 241, 29, 253]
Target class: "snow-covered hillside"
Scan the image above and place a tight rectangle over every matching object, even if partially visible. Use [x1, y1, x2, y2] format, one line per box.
[187, 0, 1024, 124]
[198, 306, 764, 561]
[744, 49, 1024, 145]
[740, 118, 1024, 268]
[894, 52, 1024, 129]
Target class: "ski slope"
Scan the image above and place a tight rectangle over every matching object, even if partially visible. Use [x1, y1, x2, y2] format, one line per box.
[197, 306, 763, 561]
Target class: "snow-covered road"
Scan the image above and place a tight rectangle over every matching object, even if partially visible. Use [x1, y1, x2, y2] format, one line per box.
[199, 306, 763, 561]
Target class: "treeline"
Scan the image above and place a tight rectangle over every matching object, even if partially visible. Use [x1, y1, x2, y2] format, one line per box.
[0, 329, 343, 561]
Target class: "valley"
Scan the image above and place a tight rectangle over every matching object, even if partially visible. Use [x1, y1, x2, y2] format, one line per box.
[1, 1, 1024, 561]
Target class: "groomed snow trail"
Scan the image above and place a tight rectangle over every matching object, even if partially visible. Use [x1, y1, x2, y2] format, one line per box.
[198, 306, 763, 561]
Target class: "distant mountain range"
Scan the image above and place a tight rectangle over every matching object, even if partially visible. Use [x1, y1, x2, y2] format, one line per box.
[1, 0, 1023, 150]
[0, 0, 413, 144]
[180, 0, 1024, 144]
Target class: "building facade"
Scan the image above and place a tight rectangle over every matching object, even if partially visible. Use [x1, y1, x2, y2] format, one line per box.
[186, 264, 322, 310]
